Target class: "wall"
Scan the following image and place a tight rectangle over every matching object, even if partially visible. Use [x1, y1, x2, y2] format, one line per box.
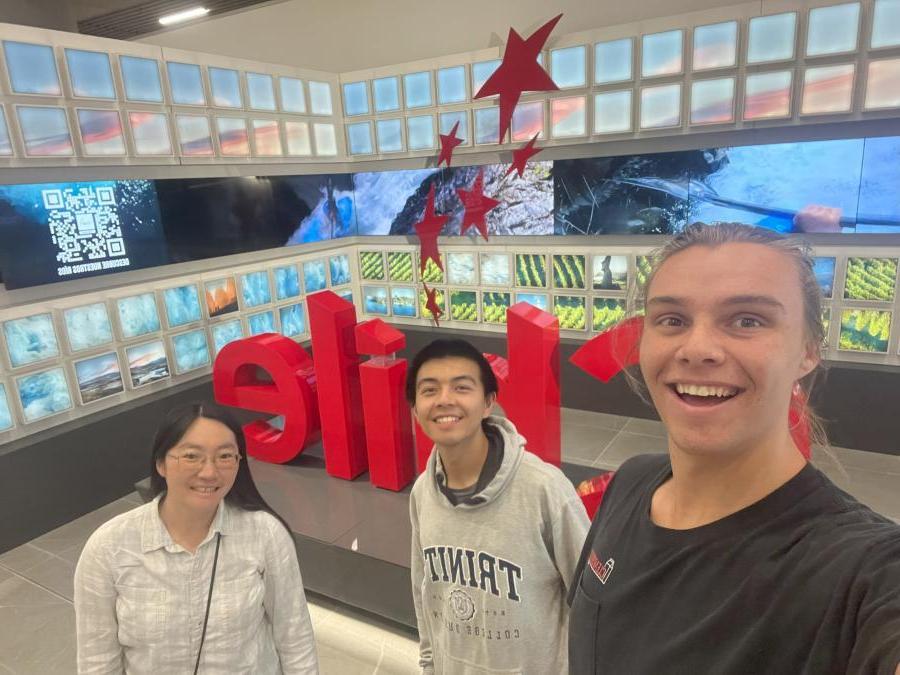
[140, 0, 752, 72]
[0, 0, 77, 33]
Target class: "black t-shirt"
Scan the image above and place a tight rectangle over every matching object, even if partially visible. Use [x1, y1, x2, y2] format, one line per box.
[568, 454, 900, 675]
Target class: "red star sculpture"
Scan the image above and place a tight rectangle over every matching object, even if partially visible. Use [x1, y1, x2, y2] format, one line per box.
[504, 133, 543, 178]
[474, 14, 562, 143]
[423, 283, 443, 325]
[414, 184, 449, 273]
[457, 168, 500, 241]
[437, 120, 463, 167]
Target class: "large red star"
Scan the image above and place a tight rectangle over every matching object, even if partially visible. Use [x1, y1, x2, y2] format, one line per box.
[474, 14, 562, 143]
[504, 133, 543, 178]
[457, 168, 500, 241]
[437, 120, 463, 167]
[423, 283, 443, 325]
[414, 184, 449, 273]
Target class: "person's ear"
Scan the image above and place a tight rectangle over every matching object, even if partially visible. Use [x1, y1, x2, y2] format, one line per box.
[797, 340, 820, 380]
[156, 458, 167, 480]
[483, 392, 497, 419]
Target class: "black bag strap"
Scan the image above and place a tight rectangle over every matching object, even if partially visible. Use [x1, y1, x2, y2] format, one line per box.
[194, 531, 222, 675]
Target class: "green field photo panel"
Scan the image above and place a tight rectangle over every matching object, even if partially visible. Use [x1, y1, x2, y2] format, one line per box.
[839, 309, 891, 353]
[419, 288, 446, 318]
[554, 295, 586, 330]
[450, 290, 479, 322]
[419, 255, 445, 284]
[482, 292, 511, 324]
[359, 251, 385, 280]
[388, 251, 414, 282]
[552, 254, 586, 289]
[515, 254, 547, 287]
[592, 297, 627, 332]
[843, 258, 898, 302]
[635, 255, 654, 287]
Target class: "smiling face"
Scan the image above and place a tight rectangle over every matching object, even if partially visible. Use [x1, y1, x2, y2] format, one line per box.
[155, 416, 240, 514]
[639, 242, 818, 460]
[413, 356, 495, 453]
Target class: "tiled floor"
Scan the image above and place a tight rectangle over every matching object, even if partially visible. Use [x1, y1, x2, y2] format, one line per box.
[1, 408, 898, 673]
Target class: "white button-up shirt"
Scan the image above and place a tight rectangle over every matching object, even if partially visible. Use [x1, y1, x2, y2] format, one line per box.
[74, 495, 318, 674]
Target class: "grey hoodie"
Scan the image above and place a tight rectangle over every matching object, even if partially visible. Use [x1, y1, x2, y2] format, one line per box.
[409, 416, 590, 674]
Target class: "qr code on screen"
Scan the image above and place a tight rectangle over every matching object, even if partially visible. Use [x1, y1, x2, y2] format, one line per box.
[43, 186, 126, 264]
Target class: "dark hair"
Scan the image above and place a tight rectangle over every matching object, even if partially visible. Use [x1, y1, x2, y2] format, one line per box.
[149, 402, 291, 532]
[405, 338, 499, 405]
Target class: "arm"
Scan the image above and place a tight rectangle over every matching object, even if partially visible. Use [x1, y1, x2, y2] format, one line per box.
[409, 492, 435, 675]
[549, 490, 592, 594]
[262, 518, 319, 675]
[849, 537, 900, 675]
[73, 531, 124, 675]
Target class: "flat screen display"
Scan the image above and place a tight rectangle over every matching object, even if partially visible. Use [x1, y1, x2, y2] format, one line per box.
[0, 180, 168, 289]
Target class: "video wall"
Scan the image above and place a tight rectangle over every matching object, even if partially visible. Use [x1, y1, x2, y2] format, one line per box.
[2, 133, 900, 290]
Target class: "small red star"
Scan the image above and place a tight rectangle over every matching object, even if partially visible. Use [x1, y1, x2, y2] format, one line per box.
[437, 120, 463, 167]
[505, 133, 543, 178]
[414, 184, 449, 273]
[457, 168, 500, 241]
[474, 14, 562, 143]
[423, 283, 443, 325]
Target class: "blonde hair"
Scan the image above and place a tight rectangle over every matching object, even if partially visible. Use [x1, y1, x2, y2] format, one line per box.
[623, 222, 829, 448]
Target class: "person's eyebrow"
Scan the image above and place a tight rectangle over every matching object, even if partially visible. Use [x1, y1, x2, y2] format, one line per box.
[647, 295, 786, 312]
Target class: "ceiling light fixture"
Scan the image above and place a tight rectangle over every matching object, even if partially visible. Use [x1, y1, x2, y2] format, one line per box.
[158, 6, 210, 26]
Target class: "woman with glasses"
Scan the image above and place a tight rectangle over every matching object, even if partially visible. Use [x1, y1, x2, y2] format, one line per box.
[74, 403, 319, 674]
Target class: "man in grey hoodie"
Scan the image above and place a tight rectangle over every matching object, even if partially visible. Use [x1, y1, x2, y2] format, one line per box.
[407, 338, 590, 674]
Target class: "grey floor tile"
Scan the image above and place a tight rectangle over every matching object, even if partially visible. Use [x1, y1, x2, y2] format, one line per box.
[622, 417, 667, 438]
[0, 594, 75, 675]
[317, 641, 378, 675]
[561, 407, 630, 431]
[830, 446, 900, 475]
[594, 431, 669, 469]
[561, 425, 618, 466]
[838, 468, 900, 519]
[0, 544, 54, 576]
[19, 555, 75, 602]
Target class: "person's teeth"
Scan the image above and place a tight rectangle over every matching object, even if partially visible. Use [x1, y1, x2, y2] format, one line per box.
[675, 384, 737, 397]
[436, 416, 458, 423]
[193, 487, 217, 493]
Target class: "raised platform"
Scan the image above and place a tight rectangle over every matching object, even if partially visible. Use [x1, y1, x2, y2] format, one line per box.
[138, 442, 600, 629]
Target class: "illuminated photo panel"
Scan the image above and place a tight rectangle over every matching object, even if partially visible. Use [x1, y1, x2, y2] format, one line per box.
[511, 101, 544, 142]
[872, 0, 900, 48]
[440, 112, 469, 144]
[474, 107, 501, 144]
[76, 109, 125, 155]
[690, 77, 735, 125]
[308, 81, 333, 115]
[450, 290, 478, 322]
[74, 351, 123, 405]
[285, 121, 312, 156]
[552, 254, 586, 290]
[482, 292, 511, 324]
[641, 30, 683, 78]
[171, 328, 210, 373]
[211, 319, 243, 354]
[363, 286, 389, 315]
[129, 112, 172, 155]
[247, 72, 276, 111]
[279, 302, 306, 337]
[248, 310, 276, 336]
[594, 90, 632, 134]
[407, 116, 435, 150]
[438, 66, 467, 104]
[592, 255, 628, 290]
[63, 302, 113, 352]
[120, 55, 163, 103]
[515, 254, 547, 288]
[348, 122, 373, 155]
[747, 13, 797, 64]
[515, 292, 548, 311]
[208, 67, 242, 108]
[640, 84, 681, 129]
[303, 260, 326, 292]
[813, 257, 836, 298]
[865, 58, 900, 110]
[279, 77, 306, 113]
[554, 295, 586, 330]
[551, 96, 586, 137]
[843, 257, 898, 302]
[0, 107, 11, 155]
[388, 252, 414, 282]
[17, 106, 73, 156]
[126, 340, 169, 388]
[3, 313, 59, 368]
[448, 252, 476, 285]
[65, 49, 115, 99]
[3, 41, 61, 96]
[419, 287, 445, 319]
[163, 284, 202, 328]
[176, 115, 214, 156]
[373, 76, 401, 112]
[692, 21, 737, 70]
[551, 45, 586, 88]
[343, 81, 369, 116]
[359, 251, 384, 280]
[274, 264, 301, 299]
[167, 62, 205, 105]
[205, 277, 239, 318]
[480, 254, 511, 286]
[744, 70, 793, 120]
[117, 293, 161, 339]
[252, 119, 282, 156]
[391, 287, 417, 317]
[801, 64, 855, 115]
[216, 117, 249, 156]
[0, 383, 13, 432]
[404, 71, 433, 108]
[376, 119, 403, 153]
[807, 3, 860, 56]
[595, 38, 632, 84]
[839, 309, 891, 353]
[329, 254, 351, 286]
[472, 59, 501, 95]
[313, 123, 337, 156]
[240, 270, 271, 307]
[17, 367, 72, 423]
[593, 298, 627, 332]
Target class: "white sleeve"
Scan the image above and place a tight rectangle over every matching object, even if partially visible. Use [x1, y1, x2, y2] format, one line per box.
[74, 530, 124, 675]
[409, 491, 435, 674]
[262, 517, 320, 674]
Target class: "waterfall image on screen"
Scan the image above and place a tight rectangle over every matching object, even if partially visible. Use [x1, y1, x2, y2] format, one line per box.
[75, 352, 124, 404]
[279, 303, 306, 337]
[16, 367, 72, 423]
[303, 260, 327, 292]
[329, 255, 351, 286]
[211, 320, 244, 354]
[274, 265, 301, 299]
[126, 340, 170, 388]
[117, 293, 161, 339]
[64, 303, 113, 352]
[241, 271, 272, 307]
[0, 179, 168, 289]
[163, 285, 202, 328]
[3, 313, 60, 368]
[172, 329, 210, 373]
[248, 311, 276, 336]
[273, 174, 357, 244]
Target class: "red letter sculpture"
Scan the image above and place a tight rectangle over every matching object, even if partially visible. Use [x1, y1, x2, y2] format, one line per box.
[213, 333, 319, 463]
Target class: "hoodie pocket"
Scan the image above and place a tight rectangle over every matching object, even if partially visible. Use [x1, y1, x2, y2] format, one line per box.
[443, 654, 522, 674]
[568, 581, 601, 675]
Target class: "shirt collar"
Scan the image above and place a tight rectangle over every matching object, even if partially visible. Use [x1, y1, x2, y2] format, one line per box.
[142, 493, 233, 553]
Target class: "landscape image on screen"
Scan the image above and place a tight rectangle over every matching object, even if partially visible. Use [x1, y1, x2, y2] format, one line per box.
[515, 292, 549, 311]
[163, 284, 202, 328]
[172, 329, 210, 373]
[843, 257, 898, 302]
[813, 257, 836, 298]
[0, 179, 168, 289]
[592, 256, 628, 291]
[363, 286, 389, 315]
[3, 313, 60, 368]
[17, 367, 72, 423]
[271, 173, 357, 243]
[117, 293, 161, 339]
[204, 278, 239, 318]
[839, 309, 891, 353]
[391, 288, 417, 317]
[64, 303, 113, 352]
[75, 352, 124, 404]
[126, 340, 170, 388]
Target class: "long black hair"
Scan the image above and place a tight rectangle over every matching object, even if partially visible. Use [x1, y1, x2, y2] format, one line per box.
[149, 402, 291, 533]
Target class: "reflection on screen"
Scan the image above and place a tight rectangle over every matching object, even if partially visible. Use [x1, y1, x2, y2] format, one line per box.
[77, 109, 125, 156]
[17, 107, 73, 157]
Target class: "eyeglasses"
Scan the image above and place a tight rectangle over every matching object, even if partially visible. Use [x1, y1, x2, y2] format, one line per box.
[168, 450, 241, 469]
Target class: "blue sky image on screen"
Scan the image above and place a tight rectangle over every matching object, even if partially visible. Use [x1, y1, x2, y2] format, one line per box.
[363, 286, 389, 315]
[247, 73, 277, 110]
[856, 136, 900, 232]
[117, 293, 160, 338]
[172, 330, 210, 373]
[515, 293, 549, 311]
[0, 383, 12, 431]
[167, 62, 205, 105]
[64, 303, 113, 352]
[303, 260, 327, 292]
[164, 285, 202, 328]
[17, 106, 73, 156]
[65, 49, 115, 99]
[212, 320, 243, 354]
[248, 311, 276, 336]
[17, 367, 72, 423]
[241, 271, 272, 307]
[279, 303, 306, 337]
[209, 67, 242, 108]
[3, 314, 59, 368]
[274, 265, 301, 300]
[0, 108, 11, 155]
[280, 78, 306, 113]
[3, 41, 61, 95]
[391, 288, 416, 317]
[330, 255, 351, 285]
[814, 257, 836, 297]
[74, 352, 123, 404]
[120, 56, 163, 102]
[126, 340, 169, 388]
